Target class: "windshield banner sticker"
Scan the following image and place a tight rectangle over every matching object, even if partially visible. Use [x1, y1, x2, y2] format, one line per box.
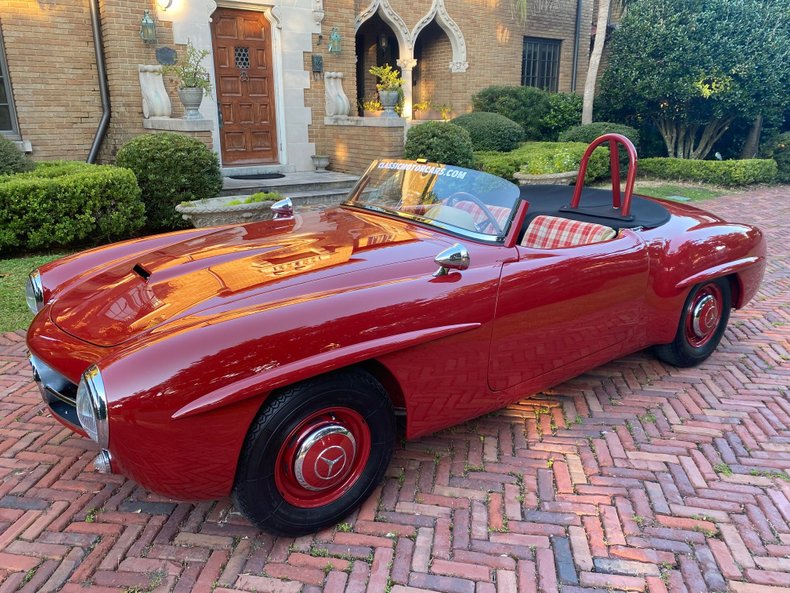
[377, 161, 468, 179]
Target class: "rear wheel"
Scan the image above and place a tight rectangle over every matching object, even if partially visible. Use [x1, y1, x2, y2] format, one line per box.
[233, 369, 395, 536]
[653, 278, 731, 367]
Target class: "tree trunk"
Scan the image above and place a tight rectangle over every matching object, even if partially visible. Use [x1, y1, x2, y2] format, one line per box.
[582, 0, 611, 124]
[740, 114, 763, 159]
[690, 118, 733, 160]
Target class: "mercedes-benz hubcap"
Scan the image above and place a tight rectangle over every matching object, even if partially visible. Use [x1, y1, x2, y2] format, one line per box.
[294, 425, 357, 492]
[691, 294, 718, 338]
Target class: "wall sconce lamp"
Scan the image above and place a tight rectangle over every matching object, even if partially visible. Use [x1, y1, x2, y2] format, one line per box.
[158, 0, 174, 9]
[378, 33, 388, 51]
[140, 9, 157, 44]
[328, 27, 342, 54]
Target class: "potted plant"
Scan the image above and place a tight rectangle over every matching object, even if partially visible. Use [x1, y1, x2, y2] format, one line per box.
[166, 40, 212, 120]
[359, 95, 383, 118]
[369, 64, 402, 117]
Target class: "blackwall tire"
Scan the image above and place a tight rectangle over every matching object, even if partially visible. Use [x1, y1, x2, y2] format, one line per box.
[653, 277, 731, 368]
[233, 368, 395, 536]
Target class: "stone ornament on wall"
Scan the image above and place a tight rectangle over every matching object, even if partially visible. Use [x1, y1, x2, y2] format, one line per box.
[355, 0, 414, 55]
[139, 65, 172, 119]
[324, 72, 351, 117]
[411, 0, 468, 72]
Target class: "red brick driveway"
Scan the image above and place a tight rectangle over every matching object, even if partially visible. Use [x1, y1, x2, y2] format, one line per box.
[0, 186, 788, 593]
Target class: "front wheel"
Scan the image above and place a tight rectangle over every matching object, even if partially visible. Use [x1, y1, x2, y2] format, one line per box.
[233, 369, 395, 536]
[653, 277, 732, 367]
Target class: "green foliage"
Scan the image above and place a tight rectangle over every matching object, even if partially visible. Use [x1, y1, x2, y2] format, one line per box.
[544, 92, 583, 139]
[403, 122, 474, 168]
[559, 122, 640, 148]
[451, 112, 524, 152]
[0, 162, 144, 254]
[559, 122, 640, 171]
[115, 133, 222, 231]
[369, 64, 402, 91]
[472, 86, 552, 140]
[0, 136, 34, 175]
[639, 158, 777, 186]
[475, 142, 610, 182]
[599, 0, 790, 159]
[761, 132, 790, 183]
[225, 192, 282, 206]
[165, 39, 212, 92]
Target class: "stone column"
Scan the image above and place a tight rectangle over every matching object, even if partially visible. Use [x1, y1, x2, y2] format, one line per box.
[397, 57, 417, 119]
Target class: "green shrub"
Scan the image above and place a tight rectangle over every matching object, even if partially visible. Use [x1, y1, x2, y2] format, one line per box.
[558, 122, 640, 148]
[450, 112, 524, 152]
[472, 86, 552, 140]
[543, 93, 583, 140]
[475, 142, 610, 183]
[559, 122, 641, 172]
[0, 162, 144, 254]
[115, 132, 222, 231]
[761, 132, 790, 183]
[0, 136, 34, 175]
[639, 158, 777, 186]
[403, 121, 474, 168]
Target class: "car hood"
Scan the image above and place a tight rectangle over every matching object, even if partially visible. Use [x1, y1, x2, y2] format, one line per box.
[51, 208, 447, 347]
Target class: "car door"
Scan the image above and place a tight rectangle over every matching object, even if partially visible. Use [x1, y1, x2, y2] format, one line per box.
[488, 229, 649, 392]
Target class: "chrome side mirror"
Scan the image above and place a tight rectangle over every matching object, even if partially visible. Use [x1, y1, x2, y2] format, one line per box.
[271, 197, 294, 220]
[433, 243, 470, 277]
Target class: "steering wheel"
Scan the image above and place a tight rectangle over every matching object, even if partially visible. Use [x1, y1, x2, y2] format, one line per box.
[447, 192, 503, 235]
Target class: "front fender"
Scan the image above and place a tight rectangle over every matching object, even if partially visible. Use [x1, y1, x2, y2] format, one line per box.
[98, 257, 500, 499]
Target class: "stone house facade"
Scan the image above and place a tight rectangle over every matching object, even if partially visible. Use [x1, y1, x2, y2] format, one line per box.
[0, 0, 599, 174]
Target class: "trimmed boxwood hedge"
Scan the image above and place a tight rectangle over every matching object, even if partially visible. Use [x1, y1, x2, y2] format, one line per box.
[403, 121, 474, 168]
[0, 162, 145, 254]
[558, 122, 640, 149]
[639, 158, 777, 186]
[0, 136, 34, 175]
[761, 132, 790, 183]
[116, 132, 222, 231]
[450, 112, 524, 152]
[474, 142, 610, 183]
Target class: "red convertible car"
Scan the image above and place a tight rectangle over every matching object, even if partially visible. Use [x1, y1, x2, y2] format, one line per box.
[25, 135, 765, 535]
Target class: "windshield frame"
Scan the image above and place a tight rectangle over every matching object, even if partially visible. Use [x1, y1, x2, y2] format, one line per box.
[342, 160, 521, 244]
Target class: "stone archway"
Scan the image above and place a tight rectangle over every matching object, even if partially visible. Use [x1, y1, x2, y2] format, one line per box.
[355, 0, 467, 118]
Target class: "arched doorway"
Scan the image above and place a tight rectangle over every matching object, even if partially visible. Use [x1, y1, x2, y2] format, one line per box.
[355, 14, 400, 115]
[414, 19, 454, 117]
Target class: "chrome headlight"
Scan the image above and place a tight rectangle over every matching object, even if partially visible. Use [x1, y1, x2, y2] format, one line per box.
[25, 270, 44, 314]
[76, 366, 109, 447]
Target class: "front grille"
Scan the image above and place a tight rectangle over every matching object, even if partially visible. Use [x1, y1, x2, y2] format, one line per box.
[29, 354, 82, 428]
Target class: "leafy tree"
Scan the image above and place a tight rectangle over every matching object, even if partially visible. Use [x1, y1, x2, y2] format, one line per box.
[599, 0, 790, 159]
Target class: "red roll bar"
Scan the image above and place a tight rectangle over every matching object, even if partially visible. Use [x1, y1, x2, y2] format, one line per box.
[571, 133, 638, 218]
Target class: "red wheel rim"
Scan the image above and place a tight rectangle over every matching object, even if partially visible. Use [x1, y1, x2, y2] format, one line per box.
[684, 283, 723, 348]
[274, 407, 371, 508]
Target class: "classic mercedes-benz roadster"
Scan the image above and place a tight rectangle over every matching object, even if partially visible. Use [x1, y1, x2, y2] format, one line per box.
[26, 135, 765, 535]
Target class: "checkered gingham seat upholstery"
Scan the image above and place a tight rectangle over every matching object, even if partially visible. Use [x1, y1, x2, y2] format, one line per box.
[452, 201, 511, 233]
[521, 215, 616, 249]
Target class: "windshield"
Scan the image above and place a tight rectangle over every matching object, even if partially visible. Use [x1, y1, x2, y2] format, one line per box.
[343, 160, 521, 242]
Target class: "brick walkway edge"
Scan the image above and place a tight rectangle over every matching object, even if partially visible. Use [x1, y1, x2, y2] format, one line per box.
[0, 186, 788, 593]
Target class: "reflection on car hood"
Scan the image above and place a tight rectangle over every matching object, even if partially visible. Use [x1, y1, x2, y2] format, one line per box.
[51, 208, 447, 347]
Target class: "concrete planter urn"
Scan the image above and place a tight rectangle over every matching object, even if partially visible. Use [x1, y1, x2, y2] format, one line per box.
[311, 154, 330, 172]
[176, 194, 280, 228]
[378, 90, 400, 117]
[514, 170, 578, 186]
[178, 87, 204, 120]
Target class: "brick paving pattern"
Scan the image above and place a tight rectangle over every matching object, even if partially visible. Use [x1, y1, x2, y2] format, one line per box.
[0, 186, 788, 593]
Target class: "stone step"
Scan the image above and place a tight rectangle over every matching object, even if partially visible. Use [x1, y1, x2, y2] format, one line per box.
[220, 171, 358, 197]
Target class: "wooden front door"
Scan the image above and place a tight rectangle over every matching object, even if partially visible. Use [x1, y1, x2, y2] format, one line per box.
[211, 8, 278, 165]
